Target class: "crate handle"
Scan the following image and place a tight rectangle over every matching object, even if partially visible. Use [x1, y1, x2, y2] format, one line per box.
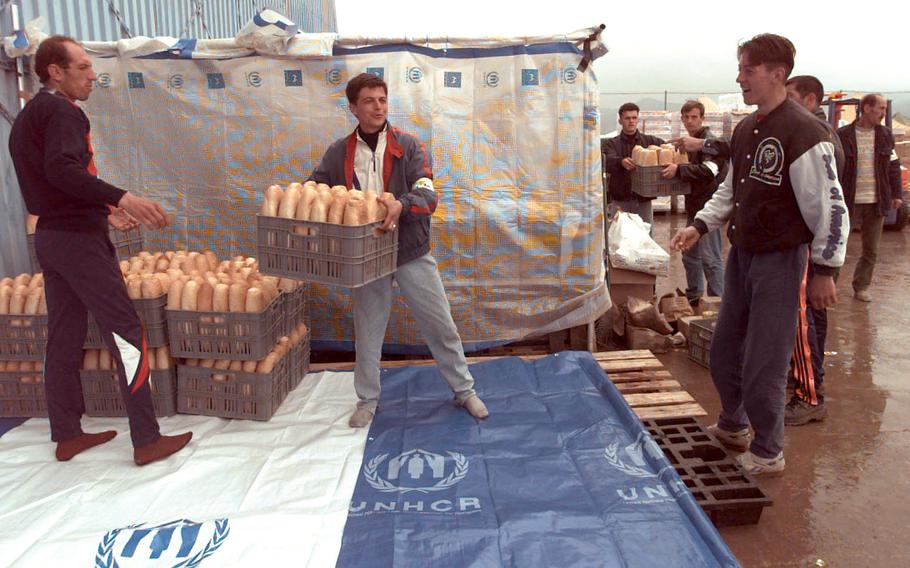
[290, 223, 319, 237]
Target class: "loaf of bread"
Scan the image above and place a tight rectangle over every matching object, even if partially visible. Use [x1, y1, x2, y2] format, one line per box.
[279, 183, 303, 219]
[261, 184, 284, 216]
[344, 189, 367, 226]
[328, 185, 349, 224]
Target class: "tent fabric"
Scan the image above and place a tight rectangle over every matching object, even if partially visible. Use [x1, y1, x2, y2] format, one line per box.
[338, 352, 740, 567]
[74, 31, 609, 352]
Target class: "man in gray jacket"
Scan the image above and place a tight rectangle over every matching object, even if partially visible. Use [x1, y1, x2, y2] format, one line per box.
[310, 73, 488, 428]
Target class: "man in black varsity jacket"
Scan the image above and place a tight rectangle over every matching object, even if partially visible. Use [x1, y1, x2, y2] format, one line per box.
[671, 34, 849, 476]
[9, 36, 191, 465]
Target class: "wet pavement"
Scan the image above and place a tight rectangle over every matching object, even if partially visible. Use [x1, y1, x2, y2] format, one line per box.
[650, 212, 910, 567]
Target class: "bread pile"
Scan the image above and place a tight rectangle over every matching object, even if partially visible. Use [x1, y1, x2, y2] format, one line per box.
[260, 182, 388, 226]
[632, 144, 689, 167]
[183, 321, 309, 377]
[0, 360, 43, 383]
[0, 273, 47, 315]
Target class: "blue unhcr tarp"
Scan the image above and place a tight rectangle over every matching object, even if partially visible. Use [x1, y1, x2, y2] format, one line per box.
[338, 351, 739, 567]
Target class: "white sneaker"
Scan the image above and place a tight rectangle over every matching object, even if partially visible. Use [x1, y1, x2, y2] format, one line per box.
[736, 451, 785, 477]
[348, 407, 374, 428]
[460, 395, 489, 419]
[707, 423, 752, 453]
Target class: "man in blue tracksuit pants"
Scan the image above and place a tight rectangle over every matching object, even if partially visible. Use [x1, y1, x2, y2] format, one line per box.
[672, 34, 848, 476]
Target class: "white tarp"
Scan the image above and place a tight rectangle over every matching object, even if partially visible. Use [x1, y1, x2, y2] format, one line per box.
[0, 371, 367, 567]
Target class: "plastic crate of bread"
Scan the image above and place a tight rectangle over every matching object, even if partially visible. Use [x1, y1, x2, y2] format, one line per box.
[256, 182, 398, 288]
[630, 144, 692, 198]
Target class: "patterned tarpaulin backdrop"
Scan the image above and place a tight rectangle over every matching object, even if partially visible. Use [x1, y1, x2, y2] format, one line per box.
[82, 35, 609, 352]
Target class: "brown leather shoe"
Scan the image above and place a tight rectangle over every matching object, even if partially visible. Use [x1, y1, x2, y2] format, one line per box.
[134, 432, 193, 466]
[56, 431, 117, 461]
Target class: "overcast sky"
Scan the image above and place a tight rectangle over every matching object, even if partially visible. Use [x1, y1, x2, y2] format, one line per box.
[335, 0, 910, 94]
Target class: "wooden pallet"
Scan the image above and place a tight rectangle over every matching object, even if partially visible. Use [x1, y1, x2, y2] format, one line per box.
[309, 349, 705, 421]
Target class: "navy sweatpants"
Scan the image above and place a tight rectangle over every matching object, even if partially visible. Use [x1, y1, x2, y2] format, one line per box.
[35, 228, 160, 447]
[711, 244, 807, 458]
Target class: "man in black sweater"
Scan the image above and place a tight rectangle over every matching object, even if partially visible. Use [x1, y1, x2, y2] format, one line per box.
[602, 102, 665, 234]
[9, 35, 191, 465]
[671, 34, 848, 476]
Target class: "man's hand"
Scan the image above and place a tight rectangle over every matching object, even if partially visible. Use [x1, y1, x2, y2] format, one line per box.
[808, 274, 837, 310]
[621, 157, 636, 171]
[661, 164, 678, 179]
[379, 193, 403, 232]
[670, 136, 705, 153]
[891, 198, 903, 210]
[671, 226, 701, 251]
[118, 193, 169, 229]
[108, 207, 139, 231]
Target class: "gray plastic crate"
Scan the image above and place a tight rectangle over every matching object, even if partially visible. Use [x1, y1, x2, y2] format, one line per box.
[176, 355, 290, 421]
[81, 368, 177, 417]
[687, 318, 715, 369]
[0, 370, 47, 418]
[281, 285, 308, 337]
[27, 227, 142, 270]
[0, 314, 48, 361]
[257, 215, 398, 287]
[631, 165, 692, 197]
[166, 292, 283, 361]
[85, 294, 168, 348]
[287, 331, 311, 391]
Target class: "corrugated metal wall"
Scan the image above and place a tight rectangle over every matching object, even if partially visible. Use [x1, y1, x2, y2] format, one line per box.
[0, 0, 336, 277]
[16, 0, 336, 39]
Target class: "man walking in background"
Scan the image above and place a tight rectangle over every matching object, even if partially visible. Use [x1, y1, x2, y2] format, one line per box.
[661, 100, 728, 306]
[837, 93, 903, 303]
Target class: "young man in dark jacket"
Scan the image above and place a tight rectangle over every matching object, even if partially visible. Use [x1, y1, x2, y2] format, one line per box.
[8, 36, 192, 465]
[782, 75, 846, 425]
[837, 93, 903, 303]
[662, 100, 728, 305]
[310, 73, 488, 428]
[602, 103, 665, 233]
[671, 34, 848, 476]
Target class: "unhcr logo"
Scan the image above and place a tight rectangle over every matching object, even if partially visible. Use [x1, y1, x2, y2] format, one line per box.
[246, 71, 262, 88]
[325, 68, 343, 85]
[562, 66, 578, 84]
[483, 71, 500, 88]
[95, 518, 230, 567]
[96, 73, 112, 88]
[351, 449, 481, 516]
[604, 437, 681, 505]
[167, 74, 184, 89]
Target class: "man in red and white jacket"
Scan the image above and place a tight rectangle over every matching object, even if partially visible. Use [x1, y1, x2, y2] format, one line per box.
[310, 73, 489, 428]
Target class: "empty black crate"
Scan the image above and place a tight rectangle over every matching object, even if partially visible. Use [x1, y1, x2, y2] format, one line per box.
[687, 318, 715, 368]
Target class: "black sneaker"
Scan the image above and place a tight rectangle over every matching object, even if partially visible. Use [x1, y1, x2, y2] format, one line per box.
[784, 396, 827, 426]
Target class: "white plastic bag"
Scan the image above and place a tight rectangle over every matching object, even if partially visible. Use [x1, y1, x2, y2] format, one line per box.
[235, 9, 298, 56]
[608, 211, 670, 276]
[3, 17, 46, 58]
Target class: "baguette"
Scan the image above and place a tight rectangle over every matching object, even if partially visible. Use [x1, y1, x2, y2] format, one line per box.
[199, 358, 215, 368]
[98, 349, 112, 371]
[37, 289, 47, 314]
[26, 215, 39, 235]
[255, 352, 280, 374]
[242, 360, 258, 372]
[245, 287, 264, 313]
[213, 283, 230, 312]
[153, 273, 171, 293]
[13, 274, 31, 288]
[9, 285, 27, 314]
[261, 184, 284, 216]
[296, 183, 319, 221]
[83, 349, 100, 370]
[328, 185, 349, 224]
[197, 282, 214, 312]
[344, 189, 367, 226]
[181, 280, 199, 311]
[127, 279, 143, 300]
[24, 289, 41, 315]
[229, 283, 248, 312]
[27, 273, 44, 290]
[156, 346, 171, 370]
[308, 195, 329, 223]
[228, 360, 243, 371]
[204, 250, 219, 272]
[0, 285, 12, 314]
[140, 277, 164, 299]
[279, 183, 303, 219]
[167, 280, 184, 310]
[277, 278, 298, 292]
[185, 358, 199, 367]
